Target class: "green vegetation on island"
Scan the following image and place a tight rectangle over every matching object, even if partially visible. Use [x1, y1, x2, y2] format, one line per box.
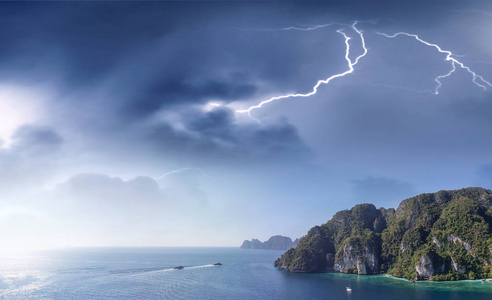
[274, 187, 492, 281]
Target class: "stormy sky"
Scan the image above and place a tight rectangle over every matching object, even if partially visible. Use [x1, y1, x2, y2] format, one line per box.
[1, 1, 491, 251]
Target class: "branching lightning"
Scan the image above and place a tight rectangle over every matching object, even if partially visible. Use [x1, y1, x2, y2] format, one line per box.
[236, 22, 344, 32]
[154, 167, 202, 180]
[376, 31, 492, 94]
[235, 22, 368, 122]
[232, 22, 491, 122]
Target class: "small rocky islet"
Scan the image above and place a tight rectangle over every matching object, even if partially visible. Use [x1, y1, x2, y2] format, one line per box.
[241, 235, 299, 250]
[275, 187, 492, 281]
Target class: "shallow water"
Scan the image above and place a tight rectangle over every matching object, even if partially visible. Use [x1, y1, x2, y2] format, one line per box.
[0, 247, 490, 299]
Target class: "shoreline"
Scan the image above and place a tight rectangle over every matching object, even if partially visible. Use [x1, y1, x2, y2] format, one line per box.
[278, 267, 492, 283]
[316, 272, 492, 294]
[315, 271, 492, 293]
[314, 270, 492, 284]
[380, 273, 492, 283]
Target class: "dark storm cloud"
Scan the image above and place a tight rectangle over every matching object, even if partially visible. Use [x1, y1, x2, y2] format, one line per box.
[0, 2, 209, 84]
[187, 108, 236, 138]
[352, 176, 417, 208]
[122, 76, 258, 120]
[0, 2, 299, 94]
[0, 1, 481, 89]
[0, 1, 488, 170]
[145, 107, 311, 164]
[10, 125, 63, 155]
[0, 2, 322, 166]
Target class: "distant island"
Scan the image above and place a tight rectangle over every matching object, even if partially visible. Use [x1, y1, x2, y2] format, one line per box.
[241, 235, 299, 250]
[275, 187, 492, 281]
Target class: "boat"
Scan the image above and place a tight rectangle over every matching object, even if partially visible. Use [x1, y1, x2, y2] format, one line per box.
[173, 266, 184, 270]
[213, 262, 222, 266]
[346, 280, 352, 292]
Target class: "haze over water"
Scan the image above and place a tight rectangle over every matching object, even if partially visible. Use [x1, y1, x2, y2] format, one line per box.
[1, 248, 491, 299]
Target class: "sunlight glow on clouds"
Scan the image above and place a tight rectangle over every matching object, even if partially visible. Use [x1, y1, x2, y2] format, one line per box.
[0, 85, 49, 148]
[0, 1, 491, 249]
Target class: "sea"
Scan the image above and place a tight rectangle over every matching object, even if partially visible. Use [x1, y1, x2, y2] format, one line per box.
[0, 247, 491, 299]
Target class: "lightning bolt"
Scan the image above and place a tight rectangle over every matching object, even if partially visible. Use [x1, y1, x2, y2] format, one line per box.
[376, 31, 492, 94]
[235, 21, 368, 122]
[235, 22, 344, 32]
[236, 19, 377, 32]
[154, 167, 203, 180]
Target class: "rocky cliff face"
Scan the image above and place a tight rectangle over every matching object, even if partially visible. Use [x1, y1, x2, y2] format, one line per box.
[415, 251, 445, 278]
[334, 236, 380, 274]
[275, 187, 492, 281]
[241, 235, 299, 250]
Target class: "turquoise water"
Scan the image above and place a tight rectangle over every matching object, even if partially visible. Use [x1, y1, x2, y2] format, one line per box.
[0, 247, 491, 299]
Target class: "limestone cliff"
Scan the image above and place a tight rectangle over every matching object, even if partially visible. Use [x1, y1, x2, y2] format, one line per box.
[275, 187, 492, 281]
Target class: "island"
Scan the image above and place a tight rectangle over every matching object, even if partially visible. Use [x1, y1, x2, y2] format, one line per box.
[241, 235, 299, 250]
[275, 187, 492, 281]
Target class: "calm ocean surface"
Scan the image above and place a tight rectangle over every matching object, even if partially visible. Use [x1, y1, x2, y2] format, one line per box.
[1, 247, 491, 299]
